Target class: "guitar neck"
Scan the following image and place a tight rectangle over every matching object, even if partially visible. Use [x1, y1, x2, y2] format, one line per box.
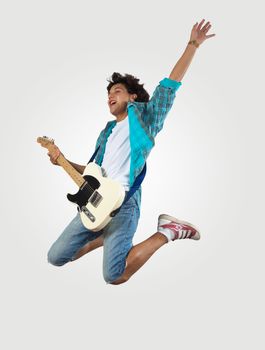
[56, 155, 85, 188]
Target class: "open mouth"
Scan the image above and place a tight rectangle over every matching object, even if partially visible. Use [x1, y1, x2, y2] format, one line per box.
[109, 100, 117, 107]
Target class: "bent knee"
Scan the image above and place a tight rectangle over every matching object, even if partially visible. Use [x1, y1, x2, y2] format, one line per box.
[109, 275, 129, 285]
[103, 263, 127, 284]
[47, 249, 70, 266]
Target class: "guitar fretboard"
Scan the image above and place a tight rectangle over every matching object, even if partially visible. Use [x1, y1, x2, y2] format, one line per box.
[56, 155, 85, 188]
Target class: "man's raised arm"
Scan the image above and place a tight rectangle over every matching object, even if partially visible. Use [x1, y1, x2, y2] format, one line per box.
[169, 19, 216, 82]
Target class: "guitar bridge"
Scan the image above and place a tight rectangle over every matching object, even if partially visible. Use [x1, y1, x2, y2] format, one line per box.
[89, 191, 102, 208]
[81, 206, 95, 222]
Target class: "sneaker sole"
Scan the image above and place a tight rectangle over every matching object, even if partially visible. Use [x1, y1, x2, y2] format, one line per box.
[158, 214, 201, 240]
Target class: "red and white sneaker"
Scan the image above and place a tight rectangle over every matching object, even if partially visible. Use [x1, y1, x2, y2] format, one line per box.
[158, 214, 200, 241]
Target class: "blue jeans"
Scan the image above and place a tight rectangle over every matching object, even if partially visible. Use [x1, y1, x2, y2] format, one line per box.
[47, 192, 140, 283]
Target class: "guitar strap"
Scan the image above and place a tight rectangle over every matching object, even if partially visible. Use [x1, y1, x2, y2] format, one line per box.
[87, 145, 146, 209]
[87, 145, 100, 164]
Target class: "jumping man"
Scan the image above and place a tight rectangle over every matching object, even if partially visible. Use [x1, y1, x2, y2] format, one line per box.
[46, 19, 215, 284]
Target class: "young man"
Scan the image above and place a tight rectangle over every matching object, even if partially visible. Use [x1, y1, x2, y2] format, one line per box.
[47, 19, 215, 285]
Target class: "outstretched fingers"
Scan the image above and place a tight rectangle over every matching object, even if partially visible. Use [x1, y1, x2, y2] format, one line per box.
[197, 19, 205, 31]
[197, 19, 216, 40]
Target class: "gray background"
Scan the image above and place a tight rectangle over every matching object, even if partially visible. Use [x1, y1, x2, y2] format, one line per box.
[1, 0, 264, 349]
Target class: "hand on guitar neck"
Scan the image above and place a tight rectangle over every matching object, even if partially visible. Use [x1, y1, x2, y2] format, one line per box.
[48, 144, 86, 174]
[47, 144, 63, 166]
[38, 136, 85, 174]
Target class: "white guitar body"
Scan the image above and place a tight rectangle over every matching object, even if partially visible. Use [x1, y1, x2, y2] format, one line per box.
[74, 163, 126, 231]
[37, 136, 126, 232]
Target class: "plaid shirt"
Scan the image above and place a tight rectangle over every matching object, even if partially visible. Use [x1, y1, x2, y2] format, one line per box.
[93, 77, 182, 209]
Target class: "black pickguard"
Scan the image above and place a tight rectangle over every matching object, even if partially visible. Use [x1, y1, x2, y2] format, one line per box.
[67, 175, 100, 208]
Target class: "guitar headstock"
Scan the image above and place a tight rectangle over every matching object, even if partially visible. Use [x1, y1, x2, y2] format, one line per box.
[37, 136, 55, 150]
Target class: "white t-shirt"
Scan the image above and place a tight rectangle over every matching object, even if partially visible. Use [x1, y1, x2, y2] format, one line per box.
[101, 117, 130, 190]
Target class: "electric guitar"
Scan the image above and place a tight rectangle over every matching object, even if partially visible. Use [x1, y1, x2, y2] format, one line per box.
[37, 136, 126, 231]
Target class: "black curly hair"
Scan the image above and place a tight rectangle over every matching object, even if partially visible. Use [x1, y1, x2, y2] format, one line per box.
[107, 72, 150, 102]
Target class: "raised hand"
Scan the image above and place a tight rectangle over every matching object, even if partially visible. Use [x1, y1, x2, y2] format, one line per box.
[189, 19, 216, 46]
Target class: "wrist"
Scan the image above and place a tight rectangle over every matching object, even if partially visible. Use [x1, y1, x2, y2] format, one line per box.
[188, 40, 200, 48]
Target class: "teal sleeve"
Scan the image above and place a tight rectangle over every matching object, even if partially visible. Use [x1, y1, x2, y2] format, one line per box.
[159, 77, 182, 92]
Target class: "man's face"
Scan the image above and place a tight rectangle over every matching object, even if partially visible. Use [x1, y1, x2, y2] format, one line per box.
[107, 83, 136, 116]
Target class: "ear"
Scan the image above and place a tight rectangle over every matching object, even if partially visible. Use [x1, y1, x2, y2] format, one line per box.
[130, 94, 137, 101]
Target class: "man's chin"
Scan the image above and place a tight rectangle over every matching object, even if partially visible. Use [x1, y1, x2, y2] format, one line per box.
[109, 106, 117, 115]
[109, 109, 125, 117]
